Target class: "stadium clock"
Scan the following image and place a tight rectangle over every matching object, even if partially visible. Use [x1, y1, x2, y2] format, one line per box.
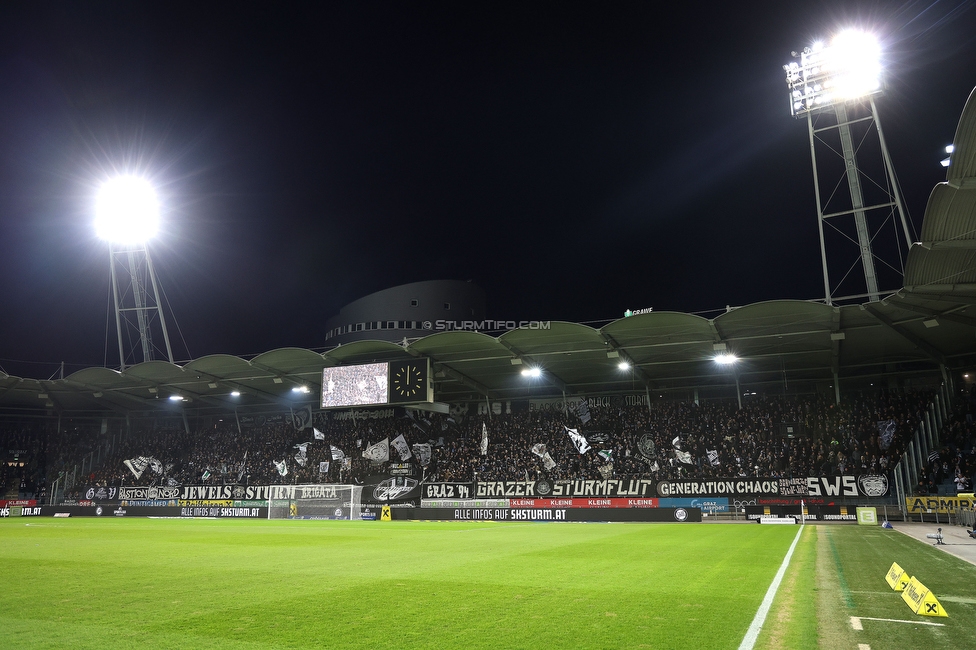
[389, 359, 429, 403]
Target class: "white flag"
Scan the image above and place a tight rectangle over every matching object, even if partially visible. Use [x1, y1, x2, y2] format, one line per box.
[672, 436, 681, 448]
[649, 461, 660, 472]
[707, 449, 720, 466]
[530, 443, 547, 458]
[148, 457, 163, 475]
[274, 459, 288, 476]
[480, 422, 489, 456]
[412, 443, 432, 466]
[391, 434, 412, 461]
[319, 461, 329, 474]
[313, 427, 325, 440]
[565, 426, 590, 454]
[330, 445, 345, 461]
[598, 463, 613, 479]
[542, 452, 556, 470]
[675, 449, 693, 464]
[362, 438, 390, 462]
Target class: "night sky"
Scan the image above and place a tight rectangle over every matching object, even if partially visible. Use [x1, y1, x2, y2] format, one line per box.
[1, 1, 975, 378]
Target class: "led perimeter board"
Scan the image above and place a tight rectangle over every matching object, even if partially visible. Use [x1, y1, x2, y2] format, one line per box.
[321, 359, 432, 408]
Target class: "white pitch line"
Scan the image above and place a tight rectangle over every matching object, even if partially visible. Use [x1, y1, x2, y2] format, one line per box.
[855, 616, 945, 628]
[850, 617, 863, 630]
[859, 644, 871, 650]
[738, 525, 804, 650]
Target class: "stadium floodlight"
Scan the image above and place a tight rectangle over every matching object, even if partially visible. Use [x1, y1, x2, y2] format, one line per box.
[784, 29, 882, 117]
[785, 29, 912, 306]
[168, 394, 184, 402]
[713, 353, 738, 365]
[230, 391, 241, 397]
[618, 361, 631, 371]
[95, 176, 160, 244]
[521, 367, 542, 378]
[291, 385, 310, 394]
[96, 175, 176, 371]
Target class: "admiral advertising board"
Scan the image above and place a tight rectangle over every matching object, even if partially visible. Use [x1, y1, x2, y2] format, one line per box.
[905, 495, 974, 514]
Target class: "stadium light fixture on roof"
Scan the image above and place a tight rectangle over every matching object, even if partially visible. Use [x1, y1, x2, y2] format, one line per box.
[942, 144, 954, 167]
[618, 361, 631, 371]
[230, 390, 241, 397]
[520, 367, 542, 378]
[784, 29, 883, 117]
[713, 353, 738, 365]
[94, 176, 160, 244]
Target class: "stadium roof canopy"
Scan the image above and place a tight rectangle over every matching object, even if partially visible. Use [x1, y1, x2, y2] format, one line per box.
[2, 88, 975, 416]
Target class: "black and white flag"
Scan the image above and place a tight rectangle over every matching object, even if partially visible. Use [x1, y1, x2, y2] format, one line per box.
[480, 422, 489, 456]
[330, 445, 345, 461]
[123, 456, 152, 480]
[542, 452, 556, 470]
[412, 443, 432, 467]
[313, 427, 325, 441]
[675, 449, 693, 464]
[706, 449, 720, 466]
[292, 405, 313, 430]
[319, 461, 329, 474]
[577, 398, 591, 424]
[363, 438, 390, 463]
[391, 434, 412, 461]
[294, 442, 309, 467]
[531, 443, 547, 458]
[565, 426, 591, 454]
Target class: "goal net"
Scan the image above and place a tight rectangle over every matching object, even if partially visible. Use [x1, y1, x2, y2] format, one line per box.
[267, 485, 363, 520]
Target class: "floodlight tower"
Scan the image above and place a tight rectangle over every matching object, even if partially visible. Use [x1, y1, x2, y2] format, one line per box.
[784, 31, 913, 305]
[95, 176, 175, 370]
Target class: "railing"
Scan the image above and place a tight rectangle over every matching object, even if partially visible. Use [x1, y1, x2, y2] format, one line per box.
[892, 383, 951, 520]
[958, 509, 975, 528]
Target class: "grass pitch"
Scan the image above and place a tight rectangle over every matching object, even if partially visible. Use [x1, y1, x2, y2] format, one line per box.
[1, 519, 973, 649]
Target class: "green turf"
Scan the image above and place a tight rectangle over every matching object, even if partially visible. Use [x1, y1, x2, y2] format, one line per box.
[0, 519, 799, 650]
[9, 520, 969, 649]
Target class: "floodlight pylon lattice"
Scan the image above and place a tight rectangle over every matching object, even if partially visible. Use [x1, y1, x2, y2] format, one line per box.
[785, 32, 914, 305]
[108, 242, 175, 370]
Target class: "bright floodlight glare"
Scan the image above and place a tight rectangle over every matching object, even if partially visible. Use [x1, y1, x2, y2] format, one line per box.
[521, 367, 542, 378]
[291, 385, 310, 394]
[94, 176, 160, 243]
[785, 29, 882, 116]
[230, 391, 241, 397]
[168, 394, 183, 401]
[714, 353, 738, 365]
[618, 361, 631, 371]
[827, 30, 881, 100]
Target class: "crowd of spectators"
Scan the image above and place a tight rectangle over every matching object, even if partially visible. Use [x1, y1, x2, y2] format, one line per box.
[31, 386, 976, 502]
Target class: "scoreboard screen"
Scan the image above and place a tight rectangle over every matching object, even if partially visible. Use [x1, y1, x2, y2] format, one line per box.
[320, 359, 431, 408]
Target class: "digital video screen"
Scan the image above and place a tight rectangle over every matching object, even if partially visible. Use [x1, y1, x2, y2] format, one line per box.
[321, 362, 389, 408]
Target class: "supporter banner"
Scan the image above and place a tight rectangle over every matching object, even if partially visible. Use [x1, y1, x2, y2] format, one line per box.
[178, 500, 235, 507]
[476, 479, 656, 498]
[239, 414, 286, 428]
[179, 485, 272, 500]
[657, 479, 783, 497]
[118, 486, 182, 501]
[121, 500, 177, 507]
[269, 484, 345, 500]
[354, 475, 423, 507]
[422, 483, 474, 500]
[905, 495, 974, 514]
[83, 486, 119, 502]
[328, 408, 396, 421]
[395, 507, 701, 523]
[657, 475, 890, 498]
